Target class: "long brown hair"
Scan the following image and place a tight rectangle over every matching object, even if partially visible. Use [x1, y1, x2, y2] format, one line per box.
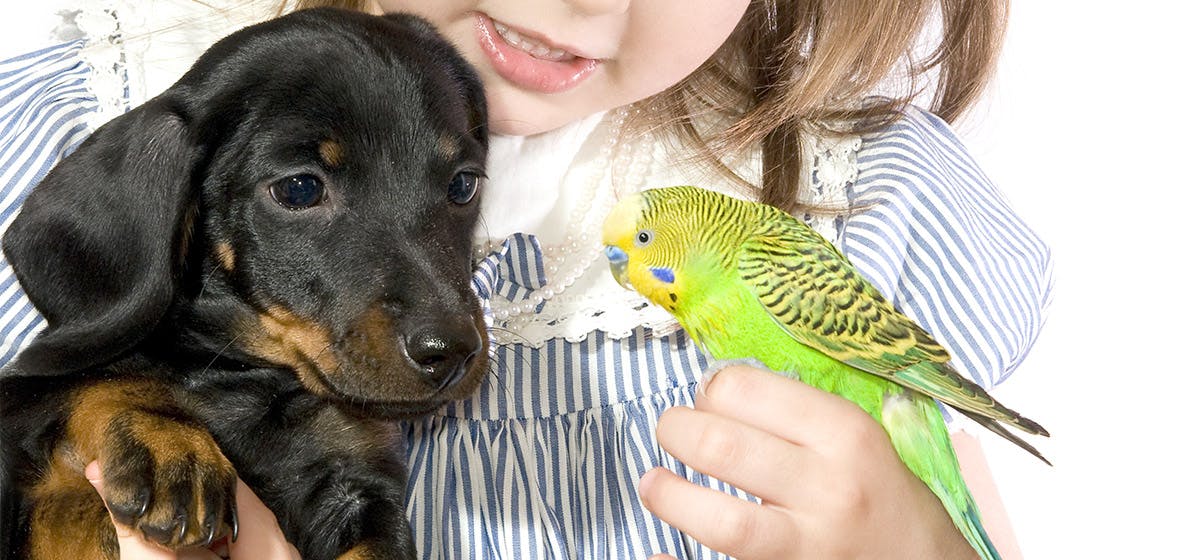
[279, 0, 1007, 211]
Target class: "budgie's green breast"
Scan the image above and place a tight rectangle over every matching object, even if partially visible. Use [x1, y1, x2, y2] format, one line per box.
[678, 256, 897, 422]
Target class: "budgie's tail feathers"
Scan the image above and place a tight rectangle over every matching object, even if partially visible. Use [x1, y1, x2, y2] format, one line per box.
[992, 402, 1049, 438]
[959, 501, 1003, 560]
[958, 409, 1052, 466]
[887, 361, 1048, 440]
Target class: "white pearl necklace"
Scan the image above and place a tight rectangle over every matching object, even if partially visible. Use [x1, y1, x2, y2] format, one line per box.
[476, 109, 654, 322]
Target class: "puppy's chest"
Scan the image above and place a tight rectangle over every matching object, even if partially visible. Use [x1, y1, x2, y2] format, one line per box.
[174, 372, 402, 460]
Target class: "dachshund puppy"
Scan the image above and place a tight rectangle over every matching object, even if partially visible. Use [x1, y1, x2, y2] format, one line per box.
[0, 8, 489, 560]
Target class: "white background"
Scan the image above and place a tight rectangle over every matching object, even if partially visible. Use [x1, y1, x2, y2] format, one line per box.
[6, 1, 1200, 557]
[963, 1, 1199, 557]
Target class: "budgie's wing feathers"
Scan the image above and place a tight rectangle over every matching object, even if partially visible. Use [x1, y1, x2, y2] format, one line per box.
[958, 409, 1052, 465]
[738, 218, 1048, 438]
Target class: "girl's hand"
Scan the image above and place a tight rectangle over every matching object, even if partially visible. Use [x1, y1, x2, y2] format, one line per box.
[86, 462, 300, 560]
[638, 364, 977, 559]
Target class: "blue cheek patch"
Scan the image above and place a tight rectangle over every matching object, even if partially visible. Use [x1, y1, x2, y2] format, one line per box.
[650, 267, 675, 284]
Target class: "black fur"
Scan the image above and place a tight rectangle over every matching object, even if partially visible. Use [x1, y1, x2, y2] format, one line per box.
[0, 9, 489, 559]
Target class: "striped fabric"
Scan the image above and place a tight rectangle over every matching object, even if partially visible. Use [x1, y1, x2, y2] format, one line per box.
[846, 109, 1054, 387]
[1, 41, 1052, 560]
[1, 40, 96, 366]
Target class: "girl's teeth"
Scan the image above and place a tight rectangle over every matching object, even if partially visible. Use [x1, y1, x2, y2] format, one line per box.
[493, 21, 574, 62]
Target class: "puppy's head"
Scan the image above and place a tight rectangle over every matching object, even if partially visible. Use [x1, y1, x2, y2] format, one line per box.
[3, 9, 490, 415]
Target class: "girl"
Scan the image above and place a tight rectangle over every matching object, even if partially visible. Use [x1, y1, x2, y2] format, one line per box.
[2, 0, 1051, 558]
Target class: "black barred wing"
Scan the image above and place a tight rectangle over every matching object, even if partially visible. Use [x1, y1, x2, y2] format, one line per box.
[736, 216, 948, 369]
[736, 215, 1046, 436]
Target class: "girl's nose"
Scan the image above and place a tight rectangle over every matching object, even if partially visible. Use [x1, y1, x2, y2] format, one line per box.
[563, 0, 631, 16]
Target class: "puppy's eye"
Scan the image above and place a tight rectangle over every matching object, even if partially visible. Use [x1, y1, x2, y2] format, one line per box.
[271, 174, 326, 210]
[448, 171, 481, 205]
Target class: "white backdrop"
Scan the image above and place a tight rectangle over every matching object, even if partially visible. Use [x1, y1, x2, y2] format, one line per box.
[963, 1, 1199, 557]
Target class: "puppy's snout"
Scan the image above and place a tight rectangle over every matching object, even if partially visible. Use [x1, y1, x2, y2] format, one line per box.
[405, 319, 481, 392]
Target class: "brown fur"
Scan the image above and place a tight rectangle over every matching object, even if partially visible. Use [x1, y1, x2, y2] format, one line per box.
[318, 138, 345, 168]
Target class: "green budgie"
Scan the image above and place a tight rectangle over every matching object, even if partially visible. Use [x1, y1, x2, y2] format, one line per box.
[601, 185, 1048, 560]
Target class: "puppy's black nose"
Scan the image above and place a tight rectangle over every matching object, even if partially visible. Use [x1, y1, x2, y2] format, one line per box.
[406, 319, 481, 392]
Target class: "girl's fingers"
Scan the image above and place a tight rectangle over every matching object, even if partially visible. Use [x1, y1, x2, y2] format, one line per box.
[653, 406, 817, 508]
[695, 364, 877, 450]
[638, 467, 794, 560]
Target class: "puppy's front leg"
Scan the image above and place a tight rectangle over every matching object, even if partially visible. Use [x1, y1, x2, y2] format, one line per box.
[256, 413, 416, 560]
[46, 379, 238, 552]
[198, 389, 416, 560]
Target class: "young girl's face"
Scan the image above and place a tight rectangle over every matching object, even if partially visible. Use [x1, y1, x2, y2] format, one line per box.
[369, 0, 750, 136]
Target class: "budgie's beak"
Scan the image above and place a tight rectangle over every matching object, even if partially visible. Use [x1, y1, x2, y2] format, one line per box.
[604, 245, 631, 289]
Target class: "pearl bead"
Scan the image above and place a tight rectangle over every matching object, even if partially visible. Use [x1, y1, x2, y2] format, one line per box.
[488, 108, 653, 323]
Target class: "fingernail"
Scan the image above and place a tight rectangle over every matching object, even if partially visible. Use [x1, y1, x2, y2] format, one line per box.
[84, 461, 102, 484]
[698, 366, 722, 398]
[699, 358, 768, 397]
[700, 362, 734, 395]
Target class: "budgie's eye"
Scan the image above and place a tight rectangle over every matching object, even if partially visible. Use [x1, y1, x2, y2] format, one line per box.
[635, 229, 654, 247]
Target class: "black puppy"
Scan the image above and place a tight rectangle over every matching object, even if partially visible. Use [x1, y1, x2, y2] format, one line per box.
[0, 8, 489, 560]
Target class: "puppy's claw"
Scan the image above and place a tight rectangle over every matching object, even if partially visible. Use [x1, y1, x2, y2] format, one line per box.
[134, 487, 151, 518]
[201, 516, 217, 548]
[176, 513, 188, 544]
[228, 480, 239, 543]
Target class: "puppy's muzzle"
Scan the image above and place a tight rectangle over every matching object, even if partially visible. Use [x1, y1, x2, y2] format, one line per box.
[405, 317, 482, 392]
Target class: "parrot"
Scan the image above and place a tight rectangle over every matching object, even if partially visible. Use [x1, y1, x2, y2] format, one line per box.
[601, 185, 1049, 560]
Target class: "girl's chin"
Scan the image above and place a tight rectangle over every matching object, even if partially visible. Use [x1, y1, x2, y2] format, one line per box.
[483, 97, 573, 136]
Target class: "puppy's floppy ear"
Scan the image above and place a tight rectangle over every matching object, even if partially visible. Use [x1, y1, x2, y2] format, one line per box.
[2, 100, 197, 375]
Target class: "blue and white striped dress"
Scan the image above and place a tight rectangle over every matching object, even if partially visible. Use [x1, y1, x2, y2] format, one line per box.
[1, 42, 1053, 559]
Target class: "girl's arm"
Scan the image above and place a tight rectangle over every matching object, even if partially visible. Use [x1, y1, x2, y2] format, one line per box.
[843, 107, 1054, 393]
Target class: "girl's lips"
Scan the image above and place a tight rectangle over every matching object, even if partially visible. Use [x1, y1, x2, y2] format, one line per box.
[474, 13, 600, 94]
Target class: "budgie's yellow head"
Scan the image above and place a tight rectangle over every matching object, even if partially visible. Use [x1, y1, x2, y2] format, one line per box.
[601, 186, 751, 313]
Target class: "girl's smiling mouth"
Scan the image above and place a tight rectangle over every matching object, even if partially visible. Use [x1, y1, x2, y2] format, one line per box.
[474, 13, 600, 94]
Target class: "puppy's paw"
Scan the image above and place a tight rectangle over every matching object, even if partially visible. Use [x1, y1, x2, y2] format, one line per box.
[97, 414, 238, 549]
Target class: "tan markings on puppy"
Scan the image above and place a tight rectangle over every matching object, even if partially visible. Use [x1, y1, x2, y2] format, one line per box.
[28, 460, 116, 560]
[246, 305, 338, 394]
[56, 379, 237, 548]
[437, 133, 459, 162]
[65, 380, 173, 462]
[319, 138, 345, 169]
[333, 306, 426, 398]
[214, 241, 236, 272]
[337, 543, 382, 560]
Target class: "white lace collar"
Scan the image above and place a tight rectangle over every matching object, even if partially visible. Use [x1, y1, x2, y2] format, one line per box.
[477, 110, 863, 347]
[74, 0, 273, 129]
